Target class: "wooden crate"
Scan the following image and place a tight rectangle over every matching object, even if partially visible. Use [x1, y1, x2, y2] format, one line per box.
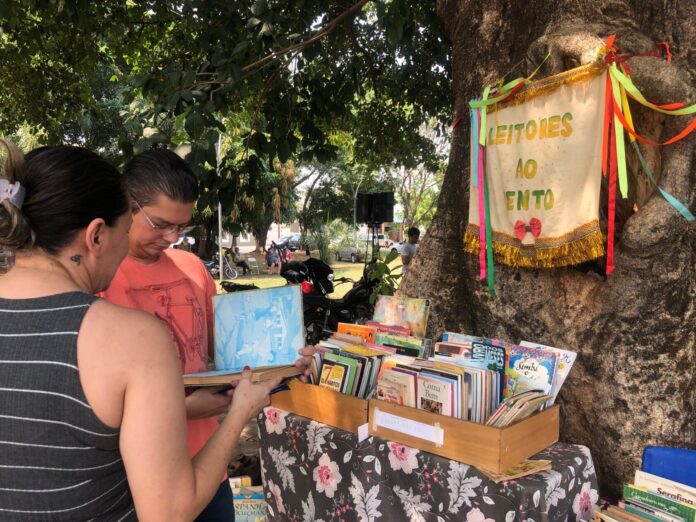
[270, 380, 368, 433]
[367, 399, 559, 473]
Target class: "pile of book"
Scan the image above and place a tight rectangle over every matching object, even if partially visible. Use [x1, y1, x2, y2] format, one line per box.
[592, 469, 695, 521]
[306, 293, 577, 428]
[310, 321, 429, 398]
[372, 331, 575, 427]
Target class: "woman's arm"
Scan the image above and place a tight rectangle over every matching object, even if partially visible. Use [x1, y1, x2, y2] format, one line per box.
[92, 309, 279, 521]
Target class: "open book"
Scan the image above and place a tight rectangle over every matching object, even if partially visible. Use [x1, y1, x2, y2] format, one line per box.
[183, 285, 305, 387]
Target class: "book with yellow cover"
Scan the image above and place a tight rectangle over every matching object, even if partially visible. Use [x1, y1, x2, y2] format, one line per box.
[319, 362, 346, 392]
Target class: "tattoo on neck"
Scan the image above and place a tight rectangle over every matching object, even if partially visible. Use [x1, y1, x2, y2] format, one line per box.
[70, 255, 82, 266]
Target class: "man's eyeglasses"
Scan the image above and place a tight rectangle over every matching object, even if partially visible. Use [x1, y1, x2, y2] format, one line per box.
[132, 199, 195, 235]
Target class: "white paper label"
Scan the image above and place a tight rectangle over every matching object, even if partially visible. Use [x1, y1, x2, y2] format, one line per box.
[357, 423, 369, 442]
[372, 408, 444, 446]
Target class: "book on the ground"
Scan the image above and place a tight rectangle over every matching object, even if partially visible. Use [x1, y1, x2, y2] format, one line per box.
[623, 484, 695, 522]
[480, 459, 552, 483]
[233, 485, 267, 522]
[634, 470, 696, 508]
[372, 295, 430, 338]
[183, 364, 303, 387]
[622, 498, 685, 522]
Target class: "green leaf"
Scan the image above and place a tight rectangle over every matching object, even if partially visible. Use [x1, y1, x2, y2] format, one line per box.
[251, 0, 267, 16]
[230, 40, 249, 58]
[384, 249, 400, 264]
[185, 111, 206, 139]
[247, 17, 262, 28]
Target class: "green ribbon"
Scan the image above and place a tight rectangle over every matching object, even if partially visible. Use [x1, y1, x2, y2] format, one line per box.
[609, 65, 629, 198]
[631, 141, 695, 221]
[609, 66, 696, 116]
[483, 160, 495, 296]
[478, 85, 491, 146]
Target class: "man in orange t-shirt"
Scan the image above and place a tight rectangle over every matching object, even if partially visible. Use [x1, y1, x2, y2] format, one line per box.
[101, 149, 312, 521]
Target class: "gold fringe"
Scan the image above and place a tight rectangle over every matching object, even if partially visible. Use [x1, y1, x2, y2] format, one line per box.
[463, 229, 605, 268]
[488, 62, 607, 113]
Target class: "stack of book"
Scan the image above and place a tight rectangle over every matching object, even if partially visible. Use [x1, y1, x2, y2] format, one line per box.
[372, 331, 576, 427]
[593, 470, 695, 521]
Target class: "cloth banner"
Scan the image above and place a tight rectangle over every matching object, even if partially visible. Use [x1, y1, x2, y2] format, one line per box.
[465, 65, 607, 268]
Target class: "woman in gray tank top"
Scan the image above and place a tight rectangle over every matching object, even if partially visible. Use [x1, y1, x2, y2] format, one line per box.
[0, 140, 283, 521]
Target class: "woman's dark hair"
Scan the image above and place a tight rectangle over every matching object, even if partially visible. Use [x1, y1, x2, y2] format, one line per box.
[0, 140, 129, 254]
[123, 148, 199, 207]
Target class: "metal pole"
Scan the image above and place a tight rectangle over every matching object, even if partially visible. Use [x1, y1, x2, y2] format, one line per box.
[353, 176, 363, 247]
[217, 135, 223, 284]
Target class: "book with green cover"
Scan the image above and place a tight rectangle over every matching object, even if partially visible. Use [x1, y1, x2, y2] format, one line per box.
[624, 484, 695, 522]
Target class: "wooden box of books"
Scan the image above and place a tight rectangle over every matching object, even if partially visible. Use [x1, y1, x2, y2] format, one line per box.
[270, 380, 368, 433]
[367, 400, 559, 473]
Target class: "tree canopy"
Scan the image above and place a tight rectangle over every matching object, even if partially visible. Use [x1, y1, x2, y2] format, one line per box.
[1, 0, 451, 243]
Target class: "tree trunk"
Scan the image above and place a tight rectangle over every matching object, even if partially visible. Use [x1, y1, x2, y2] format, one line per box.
[402, 0, 696, 496]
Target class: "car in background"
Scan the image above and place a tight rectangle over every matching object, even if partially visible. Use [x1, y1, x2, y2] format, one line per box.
[390, 241, 406, 254]
[335, 246, 364, 263]
[276, 233, 303, 251]
[358, 233, 393, 249]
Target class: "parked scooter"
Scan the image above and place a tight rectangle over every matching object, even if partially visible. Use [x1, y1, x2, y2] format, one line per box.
[272, 242, 378, 344]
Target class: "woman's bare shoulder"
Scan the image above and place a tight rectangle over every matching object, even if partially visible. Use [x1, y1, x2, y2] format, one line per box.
[82, 299, 173, 358]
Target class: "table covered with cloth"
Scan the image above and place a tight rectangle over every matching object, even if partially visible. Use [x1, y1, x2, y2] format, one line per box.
[257, 407, 599, 522]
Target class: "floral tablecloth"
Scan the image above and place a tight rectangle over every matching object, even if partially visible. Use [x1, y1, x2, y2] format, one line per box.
[258, 408, 598, 522]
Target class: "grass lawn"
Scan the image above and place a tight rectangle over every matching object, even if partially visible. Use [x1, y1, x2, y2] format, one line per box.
[215, 254, 402, 298]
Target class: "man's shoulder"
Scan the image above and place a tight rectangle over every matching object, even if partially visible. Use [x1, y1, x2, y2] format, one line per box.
[164, 247, 201, 264]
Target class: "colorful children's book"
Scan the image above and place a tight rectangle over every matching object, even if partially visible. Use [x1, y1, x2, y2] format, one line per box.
[373, 295, 430, 338]
[504, 344, 557, 399]
[520, 340, 576, 406]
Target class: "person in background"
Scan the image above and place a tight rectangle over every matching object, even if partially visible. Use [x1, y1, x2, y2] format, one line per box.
[265, 247, 280, 274]
[231, 246, 250, 276]
[400, 226, 420, 275]
[0, 140, 279, 521]
[100, 148, 313, 522]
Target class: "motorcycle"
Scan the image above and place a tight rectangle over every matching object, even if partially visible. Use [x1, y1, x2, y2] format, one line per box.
[272, 242, 378, 344]
[203, 251, 238, 280]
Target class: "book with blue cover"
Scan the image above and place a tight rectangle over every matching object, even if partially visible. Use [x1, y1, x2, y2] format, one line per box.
[183, 285, 304, 386]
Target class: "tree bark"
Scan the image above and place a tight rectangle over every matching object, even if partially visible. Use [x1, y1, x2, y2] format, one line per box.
[402, 0, 696, 496]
